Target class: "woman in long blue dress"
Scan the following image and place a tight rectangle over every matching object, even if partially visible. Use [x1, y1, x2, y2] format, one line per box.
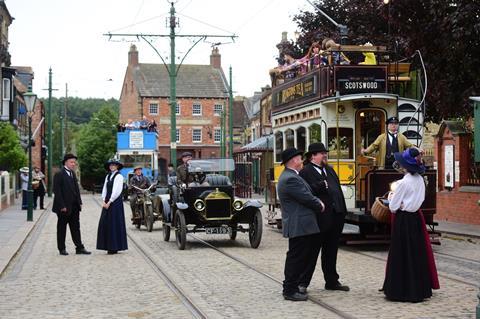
[96, 159, 128, 254]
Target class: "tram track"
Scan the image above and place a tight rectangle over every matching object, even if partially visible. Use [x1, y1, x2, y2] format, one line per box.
[342, 247, 479, 288]
[92, 197, 208, 319]
[188, 233, 358, 319]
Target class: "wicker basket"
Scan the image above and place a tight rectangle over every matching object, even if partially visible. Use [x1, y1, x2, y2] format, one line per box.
[371, 196, 391, 224]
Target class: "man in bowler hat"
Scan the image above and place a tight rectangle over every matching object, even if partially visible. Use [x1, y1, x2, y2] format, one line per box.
[299, 143, 349, 293]
[277, 148, 325, 301]
[52, 154, 91, 255]
[361, 116, 413, 168]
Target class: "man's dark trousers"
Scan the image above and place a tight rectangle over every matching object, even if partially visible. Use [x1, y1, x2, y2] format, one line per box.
[56, 204, 84, 251]
[283, 233, 318, 294]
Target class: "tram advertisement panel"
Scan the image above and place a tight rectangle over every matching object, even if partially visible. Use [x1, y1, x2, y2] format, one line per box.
[334, 66, 387, 95]
[272, 73, 319, 110]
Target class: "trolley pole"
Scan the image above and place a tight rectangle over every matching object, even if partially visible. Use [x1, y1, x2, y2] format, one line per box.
[169, 2, 177, 165]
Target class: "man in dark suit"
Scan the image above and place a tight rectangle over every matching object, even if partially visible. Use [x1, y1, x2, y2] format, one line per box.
[52, 154, 91, 256]
[299, 143, 349, 292]
[277, 148, 325, 301]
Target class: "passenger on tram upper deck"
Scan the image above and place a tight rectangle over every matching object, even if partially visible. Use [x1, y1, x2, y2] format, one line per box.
[322, 38, 351, 65]
[124, 118, 136, 130]
[139, 115, 150, 130]
[360, 116, 414, 169]
[307, 42, 327, 70]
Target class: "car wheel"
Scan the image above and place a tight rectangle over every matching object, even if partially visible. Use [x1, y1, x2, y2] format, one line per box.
[163, 222, 171, 241]
[229, 224, 237, 240]
[175, 210, 187, 250]
[249, 209, 263, 249]
[146, 205, 154, 232]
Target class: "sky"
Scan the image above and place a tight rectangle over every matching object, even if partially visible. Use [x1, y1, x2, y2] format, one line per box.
[7, 0, 312, 100]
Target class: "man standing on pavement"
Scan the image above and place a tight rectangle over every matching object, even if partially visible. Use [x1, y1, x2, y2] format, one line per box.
[277, 148, 325, 301]
[299, 143, 349, 293]
[52, 154, 91, 256]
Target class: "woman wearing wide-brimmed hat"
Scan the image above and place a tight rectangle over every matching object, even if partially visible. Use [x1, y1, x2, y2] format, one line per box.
[382, 148, 439, 302]
[19, 167, 29, 210]
[96, 159, 128, 254]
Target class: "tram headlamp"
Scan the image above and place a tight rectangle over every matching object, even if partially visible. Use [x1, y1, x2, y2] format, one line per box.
[233, 200, 243, 211]
[194, 199, 205, 211]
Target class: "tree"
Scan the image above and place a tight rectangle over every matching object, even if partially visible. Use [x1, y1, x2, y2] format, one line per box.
[0, 122, 27, 172]
[77, 106, 118, 189]
[290, 0, 480, 121]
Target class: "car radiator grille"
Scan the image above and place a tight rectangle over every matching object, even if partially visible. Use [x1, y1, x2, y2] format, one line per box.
[205, 199, 231, 219]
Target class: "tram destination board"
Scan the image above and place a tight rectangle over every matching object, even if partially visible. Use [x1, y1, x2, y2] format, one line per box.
[334, 65, 387, 95]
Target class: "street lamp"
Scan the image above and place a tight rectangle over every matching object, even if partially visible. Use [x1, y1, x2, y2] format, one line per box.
[23, 91, 37, 222]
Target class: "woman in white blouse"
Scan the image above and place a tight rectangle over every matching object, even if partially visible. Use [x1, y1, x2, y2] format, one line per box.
[382, 148, 439, 302]
[96, 159, 128, 254]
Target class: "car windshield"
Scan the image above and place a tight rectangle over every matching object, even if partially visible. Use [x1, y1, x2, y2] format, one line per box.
[188, 158, 235, 173]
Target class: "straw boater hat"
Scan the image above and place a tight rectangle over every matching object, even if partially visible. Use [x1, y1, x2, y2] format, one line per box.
[393, 148, 425, 174]
[19, 167, 29, 173]
[104, 159, 124, 171]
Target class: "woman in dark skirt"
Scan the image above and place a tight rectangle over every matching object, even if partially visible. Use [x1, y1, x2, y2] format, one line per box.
[383, 148, 439, 302]
[96, 159, 128, 254]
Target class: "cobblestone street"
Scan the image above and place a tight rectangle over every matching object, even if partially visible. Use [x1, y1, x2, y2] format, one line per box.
[0, 194, 478, 318]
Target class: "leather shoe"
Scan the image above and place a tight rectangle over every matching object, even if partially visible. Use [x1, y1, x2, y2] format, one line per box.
[325, 283, 350, 291]
[298, 285, 308, 294]
[76, 248, 91, 255]
[107, 250, 118, 255]
[59, 250, 69, 256]
[283, 292, 308, 301]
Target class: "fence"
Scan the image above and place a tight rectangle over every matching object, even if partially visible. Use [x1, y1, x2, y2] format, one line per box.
[0, 171, 17, 211]
[467, 140, 480, 186]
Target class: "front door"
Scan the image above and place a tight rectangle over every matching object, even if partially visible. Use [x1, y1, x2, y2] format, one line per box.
[355, 109, 386, 206]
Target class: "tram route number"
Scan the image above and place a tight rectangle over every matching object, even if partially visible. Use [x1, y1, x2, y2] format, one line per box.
[205, 226, 231, 235]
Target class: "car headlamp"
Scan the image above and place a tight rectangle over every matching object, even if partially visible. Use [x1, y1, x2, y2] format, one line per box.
[194, 199, 205, 211]
[233, 200, 243, 211]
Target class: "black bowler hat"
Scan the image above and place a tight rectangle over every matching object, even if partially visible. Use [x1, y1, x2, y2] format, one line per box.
[62, 153, 78, 165]
[105, 159, 124, 171]
[305, 142, 329, 157]
[181, 151, 193, 158]
[387, 116, 399, 124]
[281, 148, 303, 165]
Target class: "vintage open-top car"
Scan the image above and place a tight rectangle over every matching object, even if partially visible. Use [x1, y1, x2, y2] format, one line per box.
[158, 158, 263, 250]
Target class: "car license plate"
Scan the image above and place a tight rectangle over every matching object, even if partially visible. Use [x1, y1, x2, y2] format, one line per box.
[205, 227, 230, 235]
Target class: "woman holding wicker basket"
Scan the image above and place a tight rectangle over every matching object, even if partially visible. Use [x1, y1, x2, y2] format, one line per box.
[382, 147, 440, 302]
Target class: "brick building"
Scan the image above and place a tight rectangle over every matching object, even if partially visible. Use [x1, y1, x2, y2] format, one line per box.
[119, 45, 230, 167]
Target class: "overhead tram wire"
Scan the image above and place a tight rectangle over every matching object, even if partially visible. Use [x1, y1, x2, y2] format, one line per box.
[232, 0, 280, 34]
[128, 0, 146, 34]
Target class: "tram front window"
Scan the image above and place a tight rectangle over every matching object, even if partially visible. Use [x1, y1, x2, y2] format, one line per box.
[296, 127, 306, 152]
[327, 127, 353, 159]
[120, 154, 152, 170]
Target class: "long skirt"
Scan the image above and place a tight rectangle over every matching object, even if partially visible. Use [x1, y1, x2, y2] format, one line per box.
[96, 198, 128, 251]
[383, 210, 439, 302]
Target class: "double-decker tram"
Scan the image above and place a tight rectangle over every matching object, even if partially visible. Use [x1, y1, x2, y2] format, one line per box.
[265, 41, 438, 243]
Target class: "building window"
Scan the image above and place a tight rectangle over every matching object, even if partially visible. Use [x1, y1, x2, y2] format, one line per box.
[149, 103, 158, 115]
[176, 129, 180, 142]
[3, 78, 11, 100]
[176, 103, 180, 115]
[192, 103, 202, 116]
[214, 129, 221, 143]
[214, 104, 223, 116]
[192, 129, 202, 142]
